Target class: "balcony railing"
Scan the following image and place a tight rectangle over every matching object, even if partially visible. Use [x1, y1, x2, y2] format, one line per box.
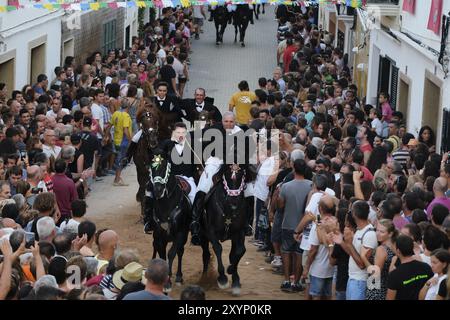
[366, 0, 400, 17]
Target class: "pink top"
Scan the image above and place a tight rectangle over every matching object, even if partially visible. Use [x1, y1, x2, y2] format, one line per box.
[382, 102, 393, 122]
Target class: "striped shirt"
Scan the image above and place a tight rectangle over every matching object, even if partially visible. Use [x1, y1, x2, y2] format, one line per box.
[392, 148, 410, 167]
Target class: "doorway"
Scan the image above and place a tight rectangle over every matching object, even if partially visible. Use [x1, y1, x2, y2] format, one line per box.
[398, 77, 410, 121]
[0, 57, 15, 90]
[422, 77, 441, 135]
[30, 43, 46, 84]
[63, 39, 74, 64]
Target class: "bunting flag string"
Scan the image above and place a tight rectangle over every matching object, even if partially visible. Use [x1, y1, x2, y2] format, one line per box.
[0, 0, 363, 13]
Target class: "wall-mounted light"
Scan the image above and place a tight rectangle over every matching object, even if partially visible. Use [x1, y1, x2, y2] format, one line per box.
[357, 63, 365, 71]
[352, 47, 359, 53]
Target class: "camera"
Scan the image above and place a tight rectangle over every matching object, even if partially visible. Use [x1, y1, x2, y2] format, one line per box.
[31, 187, 43, 194]
[25, 232, 35, 249]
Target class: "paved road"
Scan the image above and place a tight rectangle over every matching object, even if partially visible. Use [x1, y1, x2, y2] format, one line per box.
[184, 6, 278, 112]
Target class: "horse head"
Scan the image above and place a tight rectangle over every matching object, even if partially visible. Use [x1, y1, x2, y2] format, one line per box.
[149, 150, 172, 200]
[138, 102, 160, 149]
[222, 163, 246, 211]
[195, 110, 212, 129]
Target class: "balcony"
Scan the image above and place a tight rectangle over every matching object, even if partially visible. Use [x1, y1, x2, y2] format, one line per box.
[366, 0, 400, 17]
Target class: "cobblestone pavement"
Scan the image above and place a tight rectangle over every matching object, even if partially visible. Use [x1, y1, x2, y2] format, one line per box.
[184, 6, 278, 112]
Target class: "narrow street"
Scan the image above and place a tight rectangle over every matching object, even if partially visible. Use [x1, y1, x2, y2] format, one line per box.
[86, 7, 303, 300]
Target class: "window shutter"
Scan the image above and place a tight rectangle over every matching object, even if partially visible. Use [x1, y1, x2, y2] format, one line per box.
[390, 65, 399, 110]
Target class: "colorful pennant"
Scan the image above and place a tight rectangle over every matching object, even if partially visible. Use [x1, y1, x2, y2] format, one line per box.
[0, 0, 364, 12]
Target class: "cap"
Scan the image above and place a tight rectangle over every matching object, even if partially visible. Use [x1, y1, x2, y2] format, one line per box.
[407, 138, 419, 147]
[82, 117, 92, 128]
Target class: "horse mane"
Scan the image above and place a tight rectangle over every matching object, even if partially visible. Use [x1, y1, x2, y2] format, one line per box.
[136, 98, 160, 124]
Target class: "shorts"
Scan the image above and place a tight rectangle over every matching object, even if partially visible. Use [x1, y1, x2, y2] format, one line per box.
[179, 77, 187, 84]
[113, 142, 128, 170]
[281, 229, 302, 254]
[271, 210, 283, 243]
[194, 17, 204, 26]
[309, 275, 333, 297]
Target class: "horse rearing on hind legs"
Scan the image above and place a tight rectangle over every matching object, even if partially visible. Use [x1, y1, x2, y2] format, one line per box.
[147, 149, 192, 292]
[200, 163, 248, 296]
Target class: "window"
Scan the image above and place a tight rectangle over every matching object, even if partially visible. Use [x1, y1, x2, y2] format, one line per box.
[103, 20, 117, 55]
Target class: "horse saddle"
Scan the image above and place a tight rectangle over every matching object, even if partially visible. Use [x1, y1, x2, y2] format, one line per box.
[175, 176, 191, 195]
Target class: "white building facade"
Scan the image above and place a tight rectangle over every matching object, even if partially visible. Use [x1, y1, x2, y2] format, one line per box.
[365, 0, 450, 151]
[0, 1, 63, 90]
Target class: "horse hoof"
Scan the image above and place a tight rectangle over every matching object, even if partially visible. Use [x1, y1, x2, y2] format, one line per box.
[216, 42, 220, 45]
[175, 281, 183, 287]
[217, 278, 229, 289]
[232, 287, 241, 296]
[163, 284, 172, 293]
[241, 42, 245, 47]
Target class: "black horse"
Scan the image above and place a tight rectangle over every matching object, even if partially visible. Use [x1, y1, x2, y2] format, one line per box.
[212, 5, 231, 45]
[147, 149, 192, 292]
[200, 163, 248, 296]
[233, 4, 253, 47]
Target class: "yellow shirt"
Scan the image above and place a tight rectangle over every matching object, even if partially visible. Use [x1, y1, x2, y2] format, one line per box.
[229, 90, 257, 125]
[111, 110, 132, 146]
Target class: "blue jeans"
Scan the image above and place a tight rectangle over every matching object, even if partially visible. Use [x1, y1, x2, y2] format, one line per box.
[346, 279, 367, 300]
[335, 291, 346, 300]
[254, 197, 265, 241]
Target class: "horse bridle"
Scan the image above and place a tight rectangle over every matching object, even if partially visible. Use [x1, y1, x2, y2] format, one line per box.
[141, 111, 159, 149]
[222, 166, 246, 197]
[149, 161, 171, 198]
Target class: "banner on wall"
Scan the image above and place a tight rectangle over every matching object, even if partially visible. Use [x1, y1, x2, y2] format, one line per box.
[402, 0, 415, 14]
[0, 0, 364, 12]
[427, 0, 443, 35]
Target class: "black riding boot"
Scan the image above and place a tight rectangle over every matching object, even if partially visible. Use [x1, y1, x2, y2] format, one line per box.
[190, 191, 206, 246]
[143, 195, 155, 234]
[122, 141, 138, 167]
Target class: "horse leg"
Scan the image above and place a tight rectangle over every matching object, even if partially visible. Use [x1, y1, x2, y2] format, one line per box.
[174, 230, 188, 285]
[254, 6, 259, 20]
[210, 238, 228, 289]
[201, 236, 211, 274]
[262, 3, 265, 14]
[164, 240, 177, 293]
[215, 21, 221, 45]
[240, 21, 249, 46]
[228, 232, 246, 296]
[234, 24, 238, 43]
[220, 22, 226, 43]
[239, 24, 245, 47]
[152, 238, 157, 259]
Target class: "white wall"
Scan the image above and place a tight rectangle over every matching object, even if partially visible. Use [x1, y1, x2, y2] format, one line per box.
[0, 10, 62, 89]
[367, 27, 450, 146]
[124, 7, 138, 48]
[400, 0, 450, 53]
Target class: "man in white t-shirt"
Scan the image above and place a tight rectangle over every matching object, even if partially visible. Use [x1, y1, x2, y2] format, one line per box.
[302, 195, 336, 300]
[332, 200, 378, 300]
[254, 152, 276, 243]
[91, 89, 106, 140]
